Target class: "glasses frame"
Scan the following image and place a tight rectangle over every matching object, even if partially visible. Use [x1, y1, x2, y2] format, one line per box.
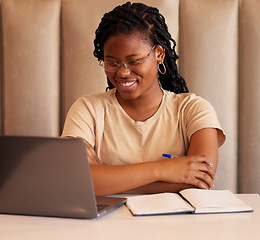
[100, 45, 156, 72]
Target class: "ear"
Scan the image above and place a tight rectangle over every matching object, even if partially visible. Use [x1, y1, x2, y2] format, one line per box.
[155, 45, 165, 64]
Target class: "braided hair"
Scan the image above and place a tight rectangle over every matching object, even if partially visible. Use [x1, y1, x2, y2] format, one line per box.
[93, 2, 189, 94]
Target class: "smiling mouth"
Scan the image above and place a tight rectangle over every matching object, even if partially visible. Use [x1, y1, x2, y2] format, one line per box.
[118, 81, 137, 87]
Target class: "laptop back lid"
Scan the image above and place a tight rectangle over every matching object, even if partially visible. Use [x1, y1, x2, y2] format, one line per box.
[0, 136, 99, 218]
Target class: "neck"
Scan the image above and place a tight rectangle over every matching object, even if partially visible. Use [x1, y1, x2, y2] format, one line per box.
[116, 83, 163, 122]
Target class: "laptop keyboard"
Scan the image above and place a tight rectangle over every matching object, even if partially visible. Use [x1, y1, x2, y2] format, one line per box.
[97, 203, 109, 211]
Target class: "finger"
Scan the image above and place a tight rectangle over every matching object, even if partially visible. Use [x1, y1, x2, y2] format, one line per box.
[205, 162, 214, 167]
[198, 162, 216, 179]
[196, 171, 214, 188]
[192, 155, 212, 165]
[196, 179, 210, 190]
[85, 140, 93, 148]
[188, 155, 214, 171]
[186, 176, 210, 190]
[86, 147, 101, 165]
[87, 150, 102, 165]
[85, 142, 103, 165]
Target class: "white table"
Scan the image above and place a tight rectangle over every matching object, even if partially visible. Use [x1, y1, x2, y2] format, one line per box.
[0, 194, 259, 240]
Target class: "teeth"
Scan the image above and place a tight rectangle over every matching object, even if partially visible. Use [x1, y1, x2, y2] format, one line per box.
[120, 81, 136, 87]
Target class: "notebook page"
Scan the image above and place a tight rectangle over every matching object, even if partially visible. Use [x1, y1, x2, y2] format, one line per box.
[126, 193, 194, 215]
[180, 189, 253, 213]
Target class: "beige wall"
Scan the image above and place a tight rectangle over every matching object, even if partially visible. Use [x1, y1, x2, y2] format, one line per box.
[0, 0, 259, 193]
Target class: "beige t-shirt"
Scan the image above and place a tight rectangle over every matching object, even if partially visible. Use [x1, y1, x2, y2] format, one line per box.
[62, 89, 225, 165]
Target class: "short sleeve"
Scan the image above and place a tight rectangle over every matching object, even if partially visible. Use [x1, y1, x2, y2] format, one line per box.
[61, 96, 96, 146]
[181, 95, 226, 148]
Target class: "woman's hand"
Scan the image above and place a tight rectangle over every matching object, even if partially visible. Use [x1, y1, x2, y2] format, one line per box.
[75, 137, 102, 165]
[157, 155, 216, 189]
[85, 141, 102, 165]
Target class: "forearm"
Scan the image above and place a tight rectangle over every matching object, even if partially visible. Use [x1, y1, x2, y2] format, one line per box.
[123, 182, 195, 194]
[91, 156, 215, 196]
[91, 162, 160, 196]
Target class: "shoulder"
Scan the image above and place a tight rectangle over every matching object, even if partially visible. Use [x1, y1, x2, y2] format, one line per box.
[163, 90, 225, 147]
[66, 89, 117, 120]
[72, 89, 116, 110]
[163, 90, 213, 111]
[78, 89, 116, 105]
[163, 90, 219, 125]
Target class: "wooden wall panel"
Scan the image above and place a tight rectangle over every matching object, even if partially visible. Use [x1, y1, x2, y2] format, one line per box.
[239, 0, 260, 193]
[179, 0, 239, 192]
[2, 0, 61, 136]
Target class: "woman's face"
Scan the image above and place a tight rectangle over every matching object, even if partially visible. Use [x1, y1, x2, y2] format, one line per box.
[103, 33, 164, 101]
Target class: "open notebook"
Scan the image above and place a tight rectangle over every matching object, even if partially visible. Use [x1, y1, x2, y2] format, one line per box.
[126, 189, 253, 216]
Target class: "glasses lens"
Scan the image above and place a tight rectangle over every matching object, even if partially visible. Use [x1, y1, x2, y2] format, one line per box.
[125, 62, 142, 72]
[103, 62, 119, 72]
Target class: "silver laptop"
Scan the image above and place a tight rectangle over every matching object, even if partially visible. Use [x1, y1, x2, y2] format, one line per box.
[0, 136, 126, 219]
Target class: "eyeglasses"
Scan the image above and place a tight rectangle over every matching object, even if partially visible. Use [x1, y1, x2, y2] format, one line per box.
[100, 45, 156, 72]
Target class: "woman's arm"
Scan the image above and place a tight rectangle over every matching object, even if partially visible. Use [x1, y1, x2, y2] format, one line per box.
[187, 128, 219, 173]
[88, 128, 219, 196]
[125, 127, 219, 194]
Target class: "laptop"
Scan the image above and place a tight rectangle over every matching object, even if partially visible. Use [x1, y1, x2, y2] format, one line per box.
[0, 136, 126, 219]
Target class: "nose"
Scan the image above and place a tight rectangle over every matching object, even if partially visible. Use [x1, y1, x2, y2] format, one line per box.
[116, 63, 131, 76]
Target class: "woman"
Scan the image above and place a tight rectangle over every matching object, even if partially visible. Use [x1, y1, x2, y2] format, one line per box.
[62, 2, 225, 196]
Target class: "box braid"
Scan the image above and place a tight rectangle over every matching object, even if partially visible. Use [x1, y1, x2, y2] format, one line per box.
[93, 2, 189, 94]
